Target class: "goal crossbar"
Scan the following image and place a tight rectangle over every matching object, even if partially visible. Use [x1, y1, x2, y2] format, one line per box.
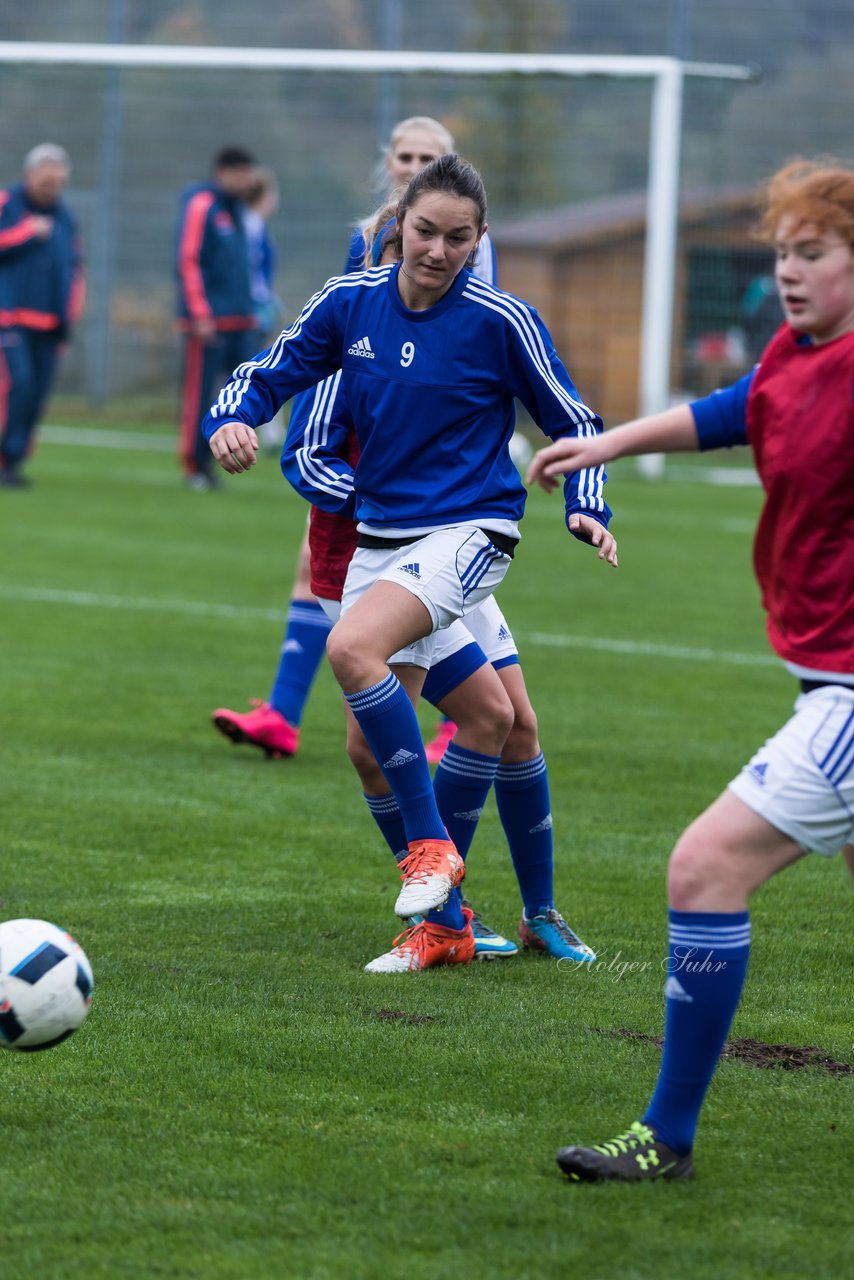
[0, 43, 757, 80]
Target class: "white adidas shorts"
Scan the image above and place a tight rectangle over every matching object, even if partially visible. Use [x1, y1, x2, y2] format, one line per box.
[728, 684, 854, 857]
[457, 594, 518, 666]
[340, 525, 513, 669]
[316, 597, 341, 624]
[319, 592, 517, 670]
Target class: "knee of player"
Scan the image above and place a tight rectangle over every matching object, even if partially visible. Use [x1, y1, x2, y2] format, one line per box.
[325, 623, 364, 685]
[483, 685, 515, 747]
[667, 832, 717, 910]
[504, 700, 539, 757]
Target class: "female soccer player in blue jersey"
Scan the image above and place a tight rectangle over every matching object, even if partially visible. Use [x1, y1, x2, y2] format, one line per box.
[203, 154, 616, 960]
[285, 207, 602, 973]
[528, 158, 854, 1182]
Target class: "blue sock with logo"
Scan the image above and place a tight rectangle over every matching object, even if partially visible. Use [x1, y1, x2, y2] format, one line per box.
[494, 754, 554, 918]
[363, 792, 408, 863]
[269, 600, 332, 726]
[344, 673, 446, 843]
[426, 741, 500, 931]
[432, 741, 500, 862]
[643, 909, 751, 1155]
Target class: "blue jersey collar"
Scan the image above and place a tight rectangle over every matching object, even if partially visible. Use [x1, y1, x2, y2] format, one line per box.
[387, 261, 470, 322]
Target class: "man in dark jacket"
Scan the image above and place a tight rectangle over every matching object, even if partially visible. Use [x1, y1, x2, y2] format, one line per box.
[0, 144, 84, 488]
[175, 146, 261, 489]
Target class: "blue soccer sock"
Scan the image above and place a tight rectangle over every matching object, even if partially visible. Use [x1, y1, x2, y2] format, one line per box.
[363, 792, 408, 862]
[644, 909, 751, 1155]
[427, 741, 500, 932]
[424, 887, 465, 931]
[344, 673, 446, 843]
[494, 753, 554, 919]
[269, 600, 332, 726]
[432, 741, 500, 861]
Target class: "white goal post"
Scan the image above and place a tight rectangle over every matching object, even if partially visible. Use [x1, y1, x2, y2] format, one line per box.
[0, 41, 757, 423]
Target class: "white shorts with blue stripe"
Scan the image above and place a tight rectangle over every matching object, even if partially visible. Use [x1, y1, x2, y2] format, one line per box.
[340, 524, 513, 669]
[728, 684, 854, 857]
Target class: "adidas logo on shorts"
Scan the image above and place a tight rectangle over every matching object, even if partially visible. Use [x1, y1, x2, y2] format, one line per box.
[384, 748, 418, 768]
[747, 760, 769, 786]
[398, 563, 421, 578]
[348, 336, 375, 359]
[498, 624, 511, 640]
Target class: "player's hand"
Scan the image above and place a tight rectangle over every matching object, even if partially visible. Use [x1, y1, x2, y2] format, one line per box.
[527, 435, 610, 492]
[568, 513, 618, 568]
[209, 422, 260, 473]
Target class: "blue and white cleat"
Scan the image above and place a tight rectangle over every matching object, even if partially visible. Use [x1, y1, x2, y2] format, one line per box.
[463, 899, 519, 960]
[519, 908, 596, 963]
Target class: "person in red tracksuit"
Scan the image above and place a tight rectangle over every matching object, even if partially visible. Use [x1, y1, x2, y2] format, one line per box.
[174, 146, 260, 490]
[0, 144, 84, 488]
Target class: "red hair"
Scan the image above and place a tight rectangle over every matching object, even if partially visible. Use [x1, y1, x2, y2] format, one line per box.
[758, 158, 854, 247]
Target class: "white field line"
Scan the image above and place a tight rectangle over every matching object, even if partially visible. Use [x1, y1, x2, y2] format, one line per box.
[524, 630, 776, 668]
[0, 584, 778, 668]
[41, 426, 175, 452]
[0, 584, 283, 623]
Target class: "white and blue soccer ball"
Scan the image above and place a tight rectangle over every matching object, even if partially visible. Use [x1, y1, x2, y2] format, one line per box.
[0, 918, 93, 1052]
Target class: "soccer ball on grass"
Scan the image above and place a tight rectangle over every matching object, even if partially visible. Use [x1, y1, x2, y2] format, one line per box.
[0, 918, 93, 1052]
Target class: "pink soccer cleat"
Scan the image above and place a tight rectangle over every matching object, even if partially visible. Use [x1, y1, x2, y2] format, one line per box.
[424, 718, 457, 765]
[212, 699, 299, 759]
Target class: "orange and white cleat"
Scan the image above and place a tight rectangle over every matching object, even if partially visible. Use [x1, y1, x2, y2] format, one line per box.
[212, 699, 299, 759]
[394, 837, 465, 918]
[364, 907, 476, 973]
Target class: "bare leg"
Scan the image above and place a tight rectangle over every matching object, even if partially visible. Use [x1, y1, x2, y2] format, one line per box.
[326, 580, 433, 693]
[667, 789, 805, 912]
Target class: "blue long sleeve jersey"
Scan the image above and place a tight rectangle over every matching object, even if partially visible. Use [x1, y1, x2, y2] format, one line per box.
[203, 262, 611, 537]
[689, 370, 754, 449]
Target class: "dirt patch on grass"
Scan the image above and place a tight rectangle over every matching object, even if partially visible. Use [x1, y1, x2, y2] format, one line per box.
[372, 1007, 437, 1026]
[600, 1027, 854, 1075]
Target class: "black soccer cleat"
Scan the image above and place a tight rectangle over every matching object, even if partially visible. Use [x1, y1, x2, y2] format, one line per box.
[556, 1121, 694, 1182]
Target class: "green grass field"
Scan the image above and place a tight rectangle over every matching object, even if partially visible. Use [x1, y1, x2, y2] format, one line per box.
[1, 425, 851, 1279]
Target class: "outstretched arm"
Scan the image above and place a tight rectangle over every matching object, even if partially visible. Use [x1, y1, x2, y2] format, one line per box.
[527, 404, 699, 492]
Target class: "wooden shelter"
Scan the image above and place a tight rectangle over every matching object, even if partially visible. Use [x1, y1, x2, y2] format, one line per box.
[491, 187, 776, 425]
